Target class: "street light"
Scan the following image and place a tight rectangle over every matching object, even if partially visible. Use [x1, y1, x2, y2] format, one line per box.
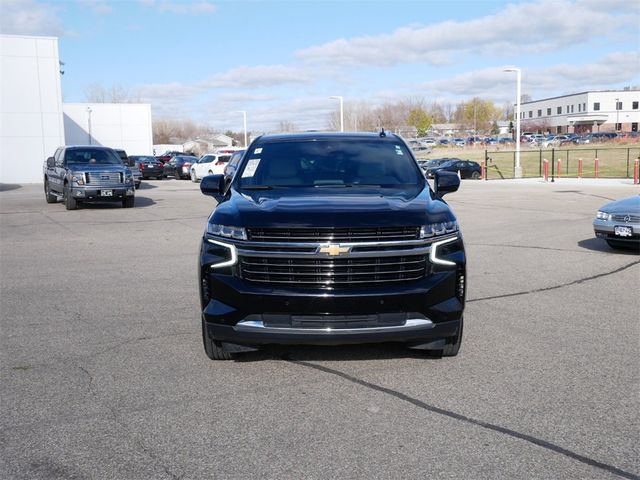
[235, 110, 247, 147]
[86, 106, 93, 145]
[503, 67, 522, 178]
[615, 98, 620, 132]
[329, 96, 344, 132]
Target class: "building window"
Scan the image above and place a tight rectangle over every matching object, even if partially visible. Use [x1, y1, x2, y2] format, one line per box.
[557, 106, 562, 114]
[632, 122, 638, 132]
[528, 111, 533, 118]
[583, 103, 586, 111]
[615, 123, 622, 131]
[594, 102, 600, 111]
[632, 101, 639, 110]
[547, 108, 551, 115]
[616, 101, 622, 110]
[571, 105, 574, 113]
[537, 109, 542, 117]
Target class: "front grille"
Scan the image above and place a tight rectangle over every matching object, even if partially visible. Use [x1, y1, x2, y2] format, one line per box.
[612, 214, 640, 223]
[239, 254, 427, 287]
[86, 172, 122, 185]
[247, 226, 420, 242]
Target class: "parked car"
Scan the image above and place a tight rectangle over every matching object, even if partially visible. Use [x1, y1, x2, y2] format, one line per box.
[190, 153, 234, 182]
[498, 137, 515, 145]
[452, 138, 466, 147]
[593, 196, 640, 251]
[198, 132, 465, 360]
[43, 145, 135, 209]
[115, 149, 141, 189]
[223, 149, 245, 186]
[421, 138, 437, 147]
[163, 155, 198, 179]
[130, 155, 164, 180]
[425, 159, 482, 179]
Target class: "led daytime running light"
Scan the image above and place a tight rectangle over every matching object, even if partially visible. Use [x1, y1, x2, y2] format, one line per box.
[430, 236, 458, 266]
[206, 238, 237, 269]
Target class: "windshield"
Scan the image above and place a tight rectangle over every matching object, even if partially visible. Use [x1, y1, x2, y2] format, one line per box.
[65, 148, 122, 165]
[236, 139, 422, 188]
[438, 161, 457, 168]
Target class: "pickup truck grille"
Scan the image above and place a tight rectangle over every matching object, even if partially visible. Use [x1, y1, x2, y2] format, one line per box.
[247, 226, 420, 242]
[86, 172, 122, 185]
[239, 253, 427, 288]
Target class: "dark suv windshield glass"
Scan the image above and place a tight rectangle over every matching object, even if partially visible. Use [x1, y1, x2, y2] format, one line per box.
[65, 148, 122, 165]
[237, 139, 422, 188]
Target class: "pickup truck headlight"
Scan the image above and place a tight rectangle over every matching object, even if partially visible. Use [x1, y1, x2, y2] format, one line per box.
[420, 221, 458, 238]
[207, 224, 247, 240]
[71, 173, 85, 185]
[596, 211, 611, 221]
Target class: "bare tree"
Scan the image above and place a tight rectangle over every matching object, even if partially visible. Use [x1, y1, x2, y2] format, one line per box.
[277, 120, 298, 133]
[84, 83, 140, 103]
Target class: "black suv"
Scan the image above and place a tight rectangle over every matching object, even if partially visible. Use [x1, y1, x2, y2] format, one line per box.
[43, 146, 136, 210]
[198, 133, 466, 360]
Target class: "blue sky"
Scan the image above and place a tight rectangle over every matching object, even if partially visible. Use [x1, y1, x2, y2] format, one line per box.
[2, 0, 639, 132]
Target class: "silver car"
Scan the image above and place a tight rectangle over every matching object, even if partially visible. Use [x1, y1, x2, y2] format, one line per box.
[593, 195, 640, 251]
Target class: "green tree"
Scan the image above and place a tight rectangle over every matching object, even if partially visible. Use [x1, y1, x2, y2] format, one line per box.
[406, 108, 433, 137]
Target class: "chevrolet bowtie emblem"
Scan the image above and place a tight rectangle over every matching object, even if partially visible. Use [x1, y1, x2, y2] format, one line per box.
[319, 244, 350, 256]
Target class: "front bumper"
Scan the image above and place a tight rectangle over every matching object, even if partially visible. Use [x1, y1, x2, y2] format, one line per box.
[71, 186, 135, 202]
[593, 219, 640, 244]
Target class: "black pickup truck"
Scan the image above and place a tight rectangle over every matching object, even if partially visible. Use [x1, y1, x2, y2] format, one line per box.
[43, 145, 136, 210]
[198, 132, 466, 360]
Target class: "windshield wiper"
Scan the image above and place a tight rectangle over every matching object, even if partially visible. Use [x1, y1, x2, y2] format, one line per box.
[240, 185, 273, 190]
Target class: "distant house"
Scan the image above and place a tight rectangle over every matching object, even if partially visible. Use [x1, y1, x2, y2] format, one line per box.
[427, 123, 461, 137]
[183, 134, 234, 156]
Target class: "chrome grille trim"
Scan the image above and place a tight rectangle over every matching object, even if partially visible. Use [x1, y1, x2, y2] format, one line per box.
[247, 226, 420, 242]
[612, 214, 640, 223]
[86, 172, 123, 185]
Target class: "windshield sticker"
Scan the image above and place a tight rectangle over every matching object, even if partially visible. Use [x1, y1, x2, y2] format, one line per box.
[395, 146, 404, 155]
[254, 147, 263, 154]
[242, 158, 260, 177]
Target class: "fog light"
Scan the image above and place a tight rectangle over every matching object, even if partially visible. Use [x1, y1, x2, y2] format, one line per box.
[126, 189, 134, 195]
[74, 190, 85, 197]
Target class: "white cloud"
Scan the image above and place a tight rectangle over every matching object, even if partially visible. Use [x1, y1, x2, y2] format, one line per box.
[296, 0, 639, 67]
[0, 0, 65, 36]
[418, 51, 640, 102]
[76, 0, 112, 15]
[140, 0, 216, 15]
[199, 65, 313, 89]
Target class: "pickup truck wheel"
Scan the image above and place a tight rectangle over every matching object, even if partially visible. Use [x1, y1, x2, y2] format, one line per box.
[44, 179, 57, 203]
[122, 197, 135, 208]
[202, 319, 233, 360]
[442, 317, 463, 357]
[64, 184, 77, 210]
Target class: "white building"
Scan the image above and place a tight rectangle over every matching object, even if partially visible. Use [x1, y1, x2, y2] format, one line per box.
[520, 89, 640, 134]
[0, 34, 65, 183]
[0, 34, 153, 184]
[63, 103, 153, 156]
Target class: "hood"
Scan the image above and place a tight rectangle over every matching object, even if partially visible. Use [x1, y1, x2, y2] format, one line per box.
[67, 163, 129, 173]
[601, 195, 640, 214]
[211, 185, 455, 229]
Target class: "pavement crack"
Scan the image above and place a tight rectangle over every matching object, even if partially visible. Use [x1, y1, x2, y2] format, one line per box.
[290, 360, 639, 480]
[468, 259, 640, 303]
[469, 242, 591, 254]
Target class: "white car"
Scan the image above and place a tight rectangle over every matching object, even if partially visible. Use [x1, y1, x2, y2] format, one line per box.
[190, 153, 233, 182]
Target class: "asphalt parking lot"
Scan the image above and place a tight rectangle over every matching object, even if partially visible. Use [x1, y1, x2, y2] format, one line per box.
[1, 178, 638, 479]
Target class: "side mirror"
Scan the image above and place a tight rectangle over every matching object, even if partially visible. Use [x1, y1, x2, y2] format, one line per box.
[200, 174, 226, 201]
[46, 157, 55, 168]
[434, 170, 460, 197]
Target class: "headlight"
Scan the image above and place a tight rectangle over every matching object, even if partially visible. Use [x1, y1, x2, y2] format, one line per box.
[207, 223, 247, 240]
[71, 173, 85, 185]
[596, 211, 611, 221]
[420, 221, 458, 238]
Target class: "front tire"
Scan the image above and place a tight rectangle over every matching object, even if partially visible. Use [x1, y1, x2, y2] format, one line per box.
[44, 179, 57, 203]
[122, 197, 135, 208]
[64, 184, 77, 210]
[442, 317, 463, 356]
[202, 318, 233, 360]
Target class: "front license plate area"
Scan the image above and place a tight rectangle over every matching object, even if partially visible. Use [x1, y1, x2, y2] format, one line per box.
[614, 226, 632, 237]
[100, 190, 113, 197]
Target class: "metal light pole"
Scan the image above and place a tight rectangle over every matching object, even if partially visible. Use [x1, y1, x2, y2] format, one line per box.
[86, 106, 93, 145]
[329, 96, 344, 132]
[615, 98, 620, 132]
[504, 67, 522, 178]
[236, 110, 247, 147]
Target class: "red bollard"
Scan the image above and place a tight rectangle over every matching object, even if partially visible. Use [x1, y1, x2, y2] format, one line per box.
[578, 158, 583, 179]
[634, 158, 639, 185]
[594, 158, 599, 179]
[543, 159, 549, 181]
[557, 158, 562, 178]
[481, 160, 485, 180]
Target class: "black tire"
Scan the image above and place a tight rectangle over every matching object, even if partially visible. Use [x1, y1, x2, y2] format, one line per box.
[44, 179, 57, 204]
[442, 317, 463, 356]
[202, 318, 233, 360]
[135, 183, 140, 190]
[157, 175, 163, 180]
[63, 184, 77, 210]
[122, 197, 135, 208]
[471, 171, 480, 180]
